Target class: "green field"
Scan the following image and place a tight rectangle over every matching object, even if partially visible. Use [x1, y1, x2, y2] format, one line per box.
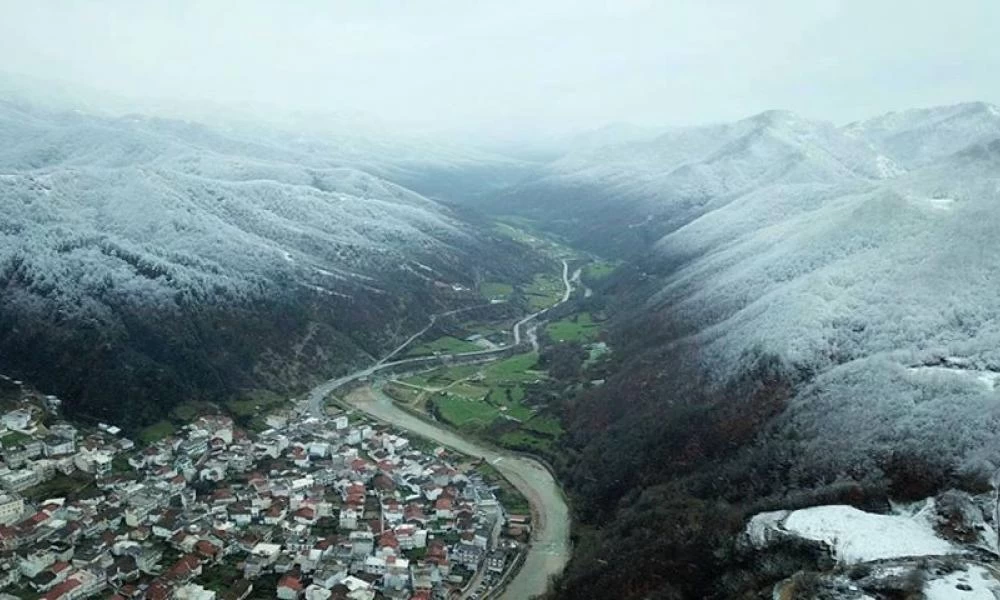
[410, 353, 545, 431]
[546, 312, 601, 342]
[584, 260, 618, 280]
[522, 416, 563, 436]
[485, 352, 542, 382]
[139, 420, 175, 444]
[23, 471, 96, 502]
[434, 393, 500, 427]
[405, 336, 482, 357]
[493, 221, 577, 260]
[499, 431, 557, 453]
[401, 363, 482, 388]
[479, 281, 514, 300]
[169, 400, 218, 423]
[225, 389, 288, 431]
[0, 430, 32, 448]
[524, 273, 565, 310]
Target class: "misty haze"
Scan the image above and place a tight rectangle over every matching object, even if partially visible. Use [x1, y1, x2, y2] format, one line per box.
[2, 2, 1000, 599]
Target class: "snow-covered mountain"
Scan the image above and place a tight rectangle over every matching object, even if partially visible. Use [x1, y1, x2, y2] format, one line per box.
[493, 109, 908, 255]
[845, 101, 1000, 167]
[561, 102, 1000, 480]
[0, 101, 538, 427]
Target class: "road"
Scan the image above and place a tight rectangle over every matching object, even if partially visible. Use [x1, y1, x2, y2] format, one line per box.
[307, 259, 574, 417]
[377, 303, 496, 366]
[305, 259, 575, 599]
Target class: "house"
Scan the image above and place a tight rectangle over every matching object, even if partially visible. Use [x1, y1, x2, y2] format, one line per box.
[19, 545, 56, 577]
[409, 565, 433, 592]
[2, 409, 32, 430]
[137, 547, 163, 573]
[304, 585, 330, 600]
[249, 542, 282, 565]
[0, 467, 42, 492]
[486, 550, 507, 573]
[312, 564, 348, 589]
[73, 448, 112, 476]
[348, 531, 373, 556]
[40, 578, 80, 600]
[394, 525, 426, 550]
[175, 583, 217, 600]
[454, 543, 484, 570]
[43, 435, 75, 457]
[382, 555, 409, 590]
[108, 555, 139, 583]
[433, 496, 453, 520]
[277, 574, 304, 599]
[339, 506, 360, 531]
[164, 554, 202, 584]
[293, 506, 317, 526]
[0, 493, 24, 525]
[194, 540, 222, 563]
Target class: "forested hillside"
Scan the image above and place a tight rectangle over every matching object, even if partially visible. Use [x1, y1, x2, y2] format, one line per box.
[479, 103, 1000, 599]
[0, 101, 544, 430]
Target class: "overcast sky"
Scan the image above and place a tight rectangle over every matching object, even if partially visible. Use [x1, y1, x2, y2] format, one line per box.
[1, 0, 998, 134]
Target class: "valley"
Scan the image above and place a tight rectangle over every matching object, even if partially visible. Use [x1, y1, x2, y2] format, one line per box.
[6, 91, 1000, 600]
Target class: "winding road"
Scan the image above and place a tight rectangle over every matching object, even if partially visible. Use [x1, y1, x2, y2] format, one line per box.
[306, 259, 575, 599]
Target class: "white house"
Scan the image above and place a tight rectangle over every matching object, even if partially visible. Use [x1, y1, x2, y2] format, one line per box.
[1, 410, 31, 431]
[0, 493, 24, 525]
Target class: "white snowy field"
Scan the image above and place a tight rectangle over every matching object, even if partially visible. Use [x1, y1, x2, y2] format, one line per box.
[924, 565, 1000, 600]
[748, 502, 956, 564]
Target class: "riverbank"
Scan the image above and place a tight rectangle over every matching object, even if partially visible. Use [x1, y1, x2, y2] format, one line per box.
[341, 385, 572, 600]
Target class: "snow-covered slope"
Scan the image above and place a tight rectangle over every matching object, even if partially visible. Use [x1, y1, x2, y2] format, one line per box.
[0, 102, 536, 428]
[631, 109, 1000, 477]
[529, 102, 1000, 480]
[0, 102, 492, 311]
[498, 110, 905, 255]
[845, 101, 1000, 167]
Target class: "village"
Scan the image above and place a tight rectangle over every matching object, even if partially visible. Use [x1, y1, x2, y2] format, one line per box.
[0, 379, 529, 600]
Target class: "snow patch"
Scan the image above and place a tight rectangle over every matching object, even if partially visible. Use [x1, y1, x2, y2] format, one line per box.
[748, 502, 957, 564]
[924, 565, 1000, 600]
[908, 366, 1000, 391]
[876, 154, 906, 178]
[913, 195, 957, 210]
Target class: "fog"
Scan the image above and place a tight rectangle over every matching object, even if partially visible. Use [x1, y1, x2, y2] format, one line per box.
[1, 0, 999, 135]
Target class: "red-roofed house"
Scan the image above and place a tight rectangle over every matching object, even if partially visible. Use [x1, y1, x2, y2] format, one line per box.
[41, 578, 80, 600]
[293, 506, 316, 526]
[195, 539, 222, 562]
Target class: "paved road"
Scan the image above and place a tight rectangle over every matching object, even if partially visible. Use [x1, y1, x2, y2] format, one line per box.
[305, 259, 576, 598]
[377, 303, 497, 366]
[308, 259, 574, 417]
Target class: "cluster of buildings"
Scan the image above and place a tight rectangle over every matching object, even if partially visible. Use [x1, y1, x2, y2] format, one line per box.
[0, 396, 525, 600]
